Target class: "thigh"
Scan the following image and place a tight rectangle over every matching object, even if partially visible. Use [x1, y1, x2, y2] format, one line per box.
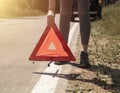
[77, 0, 90, 14]
[60, 0, 73, 13]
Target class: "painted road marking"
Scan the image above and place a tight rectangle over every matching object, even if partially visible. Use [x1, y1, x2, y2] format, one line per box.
[31, 23, 79, 93]
[31, 62, 62, 93]
[68, 23, 79, 46]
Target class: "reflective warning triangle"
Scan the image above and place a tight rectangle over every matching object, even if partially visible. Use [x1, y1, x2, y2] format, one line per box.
[29, 24, 75, 61]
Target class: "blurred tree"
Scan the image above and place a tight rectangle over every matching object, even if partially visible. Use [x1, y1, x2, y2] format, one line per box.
[0, 0, 60, 17]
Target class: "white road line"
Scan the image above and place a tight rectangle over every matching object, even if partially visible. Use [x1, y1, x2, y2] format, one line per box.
[31, 23, 79, 93]
[31, 62, 62, 93]
[68, 23, 79, 46]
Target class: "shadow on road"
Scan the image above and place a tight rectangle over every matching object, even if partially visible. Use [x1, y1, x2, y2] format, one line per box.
[33, 63, 120, 92]
[33, 71, 81, 80]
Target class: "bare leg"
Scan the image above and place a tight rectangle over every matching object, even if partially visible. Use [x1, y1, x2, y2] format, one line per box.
[78, 0, 91, 52]
[59, 0, 73, 43]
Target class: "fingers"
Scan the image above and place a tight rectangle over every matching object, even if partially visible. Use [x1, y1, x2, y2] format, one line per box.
[47, 15, 55, 27]
[47, 10, 55, 27]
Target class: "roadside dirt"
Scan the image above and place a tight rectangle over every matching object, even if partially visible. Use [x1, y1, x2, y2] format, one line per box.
[65, 33, 120, 93]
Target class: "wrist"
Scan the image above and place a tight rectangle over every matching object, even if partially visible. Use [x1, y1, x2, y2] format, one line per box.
[48, 10, 55, 16]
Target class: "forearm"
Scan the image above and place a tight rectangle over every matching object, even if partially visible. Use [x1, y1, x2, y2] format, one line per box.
[47, 0, 56, 26]
[48, 0, 56, 14]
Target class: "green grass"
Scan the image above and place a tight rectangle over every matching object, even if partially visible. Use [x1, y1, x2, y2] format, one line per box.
[66, 3, 120, 92]
[90, 3, 120, 63]
[89, 3, 120, 93]
[92, 4, 120, 38]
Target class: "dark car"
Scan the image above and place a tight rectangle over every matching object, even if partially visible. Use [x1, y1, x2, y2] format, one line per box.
[71, 0, 102, 21]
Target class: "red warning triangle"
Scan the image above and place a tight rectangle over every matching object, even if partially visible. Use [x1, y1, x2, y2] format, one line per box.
[29, 24, 75, 61]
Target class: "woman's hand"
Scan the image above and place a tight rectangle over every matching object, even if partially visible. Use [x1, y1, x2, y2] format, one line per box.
[47, 10, 55, 27]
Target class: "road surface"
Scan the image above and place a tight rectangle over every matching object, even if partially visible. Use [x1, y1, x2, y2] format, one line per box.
[0, 15, 79, 93]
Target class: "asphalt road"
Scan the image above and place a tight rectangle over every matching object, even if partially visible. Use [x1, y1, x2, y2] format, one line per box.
[0, 15, 79, 93]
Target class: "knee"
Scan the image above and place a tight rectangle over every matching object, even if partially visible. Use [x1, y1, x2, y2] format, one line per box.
[60, 9, 71, 17]
[78, 8, 89, 17]
[79, 11, 89, 17]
